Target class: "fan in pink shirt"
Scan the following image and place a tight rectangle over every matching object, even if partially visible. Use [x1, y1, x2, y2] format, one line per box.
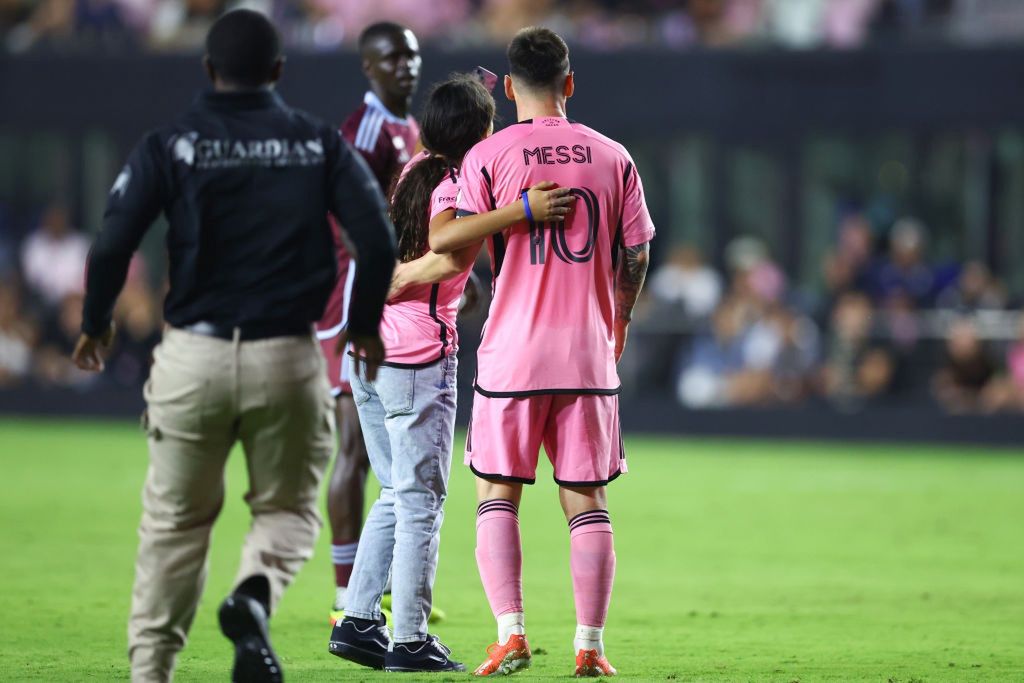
[429, 27, 654, 678]
[369, 151, 468, 367]
[321, 21, 423, 625]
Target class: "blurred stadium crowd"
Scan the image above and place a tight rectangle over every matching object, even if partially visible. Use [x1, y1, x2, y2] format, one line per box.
[3, 0, 1024, 54]
[0, 202, 161, 392]
[2, 197, 1023, 415]
[631, 214, 1024, 414]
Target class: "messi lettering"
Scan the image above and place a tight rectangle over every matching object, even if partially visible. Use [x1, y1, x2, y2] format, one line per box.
[523, 145, 592, 166]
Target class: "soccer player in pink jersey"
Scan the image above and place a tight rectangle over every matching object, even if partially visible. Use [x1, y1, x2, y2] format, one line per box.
[328, 74, 573, 673]
[320, 21, 422, 626]
[434, 28, 654, 677]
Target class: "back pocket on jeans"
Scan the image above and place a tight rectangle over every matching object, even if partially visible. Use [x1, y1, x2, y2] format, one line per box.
[380, 368, 415, 417]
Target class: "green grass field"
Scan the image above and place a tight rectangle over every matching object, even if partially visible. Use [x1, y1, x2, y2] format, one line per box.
[1, 418, 1023, 681]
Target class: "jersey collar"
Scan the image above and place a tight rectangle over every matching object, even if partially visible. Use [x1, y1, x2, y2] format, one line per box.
[364, 91, 410, 126]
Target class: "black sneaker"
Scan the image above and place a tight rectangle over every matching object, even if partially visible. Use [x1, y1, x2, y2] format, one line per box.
[329, 615, 391, 670]
[218, 594, 282, 683]
[385, 635, 466, 673]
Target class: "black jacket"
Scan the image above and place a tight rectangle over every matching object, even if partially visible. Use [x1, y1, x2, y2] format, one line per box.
[82, 89, 396, 337]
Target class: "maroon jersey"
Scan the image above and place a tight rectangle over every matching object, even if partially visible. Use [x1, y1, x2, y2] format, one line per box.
[343, 91, 421, 192]
[317, 91, 420, 341]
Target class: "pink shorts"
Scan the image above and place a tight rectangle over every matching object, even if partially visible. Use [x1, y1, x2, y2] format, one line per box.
[318, 336, 352, 396]
[465, 393, 626, 486]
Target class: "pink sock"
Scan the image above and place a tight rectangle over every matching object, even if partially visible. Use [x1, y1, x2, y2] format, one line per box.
[569, 510, 616, 627]
[475, 499, 523, 618]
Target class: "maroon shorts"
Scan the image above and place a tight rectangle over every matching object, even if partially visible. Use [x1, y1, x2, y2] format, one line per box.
[318, 336, 352, 396]
[316, 255, 355, 396]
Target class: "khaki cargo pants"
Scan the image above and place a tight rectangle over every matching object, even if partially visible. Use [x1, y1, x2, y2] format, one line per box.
[128, 327, 335, 683]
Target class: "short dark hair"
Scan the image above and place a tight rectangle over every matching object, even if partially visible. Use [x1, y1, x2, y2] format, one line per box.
[358, 21, 410, 56]
[205, 9, 281, 88]
[507, 27, 570, 91]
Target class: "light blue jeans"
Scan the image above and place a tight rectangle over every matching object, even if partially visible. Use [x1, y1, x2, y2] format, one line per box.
[344, 354, 458, 642]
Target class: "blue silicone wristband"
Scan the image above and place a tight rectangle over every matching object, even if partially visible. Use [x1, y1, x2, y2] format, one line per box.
[521, 190, 535, 223]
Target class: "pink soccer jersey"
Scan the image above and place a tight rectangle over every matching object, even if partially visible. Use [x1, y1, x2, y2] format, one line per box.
[377, 152, 471, 366]
[457, 117, 655, 394]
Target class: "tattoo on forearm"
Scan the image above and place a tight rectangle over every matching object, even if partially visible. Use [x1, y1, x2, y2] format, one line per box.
[615, 242, 650, 322]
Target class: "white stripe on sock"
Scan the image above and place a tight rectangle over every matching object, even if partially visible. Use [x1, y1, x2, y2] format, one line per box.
[497, 612, 525, 645]
[574, 624, 604, 655]
[331, 542, 358, 564]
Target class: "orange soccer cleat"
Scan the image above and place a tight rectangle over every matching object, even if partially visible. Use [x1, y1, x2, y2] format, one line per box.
[473, 634, 532, 676]
[574, 649, 617, 677]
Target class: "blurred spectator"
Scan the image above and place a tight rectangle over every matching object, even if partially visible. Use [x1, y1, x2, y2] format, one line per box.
[935, 260, 1007, 312]
[476, 0, 556, 45]
[768, 307, 819, 403]
[761, 0, 832, 48]
[824, 0, 883, 48]
[149, 0, 227, 50]
[879, 289, 921, 352]
[820, 291, 895, 409]
[33, 292, 97, 387]
[5, 0, 132, 51]
[0, 0, 33, 41]
[291, 0, 473, 49]
[870, 0, 956, 44]
[75, 0, 133, 46]
[676, 0, 743, 47]
[648, 245, 722, 321]
[980, 314, 1024, 413]
[740, 301, 783, 371]
[20, 203, 89, 307]
[949, 0, 1024, 45]
[869, 217, 934, 306]
[725, 235, 786, 306]
[676, 298, 749, 408]
[563, 1, 649, 51]
[931, 317, 996, 413]
[0, 279, 36, 387]
[5, 0, 73, 52]
[822, 212, 875, 300]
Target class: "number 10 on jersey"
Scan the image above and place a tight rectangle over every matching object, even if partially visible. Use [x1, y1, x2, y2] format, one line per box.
[528, 187, 600, 266]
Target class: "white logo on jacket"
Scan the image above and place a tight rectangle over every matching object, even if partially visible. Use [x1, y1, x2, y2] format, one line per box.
[166, 132, 326, 170]
[172, 132, 199, 166]
[110, 167, 132, 197]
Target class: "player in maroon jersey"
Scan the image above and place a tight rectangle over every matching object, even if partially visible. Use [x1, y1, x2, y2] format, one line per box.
[320, 21, 425, 625]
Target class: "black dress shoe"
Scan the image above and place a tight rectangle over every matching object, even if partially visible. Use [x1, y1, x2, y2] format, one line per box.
[384, 635, 466, 673]
[218, 594, 282, 683]
[328, 615, 391, 670]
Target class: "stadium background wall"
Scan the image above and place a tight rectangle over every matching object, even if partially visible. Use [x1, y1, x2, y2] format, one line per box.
[3, 46, 1024, 444]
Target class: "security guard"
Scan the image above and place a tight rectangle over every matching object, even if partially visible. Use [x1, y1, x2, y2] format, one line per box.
[71, 10, 396, 683]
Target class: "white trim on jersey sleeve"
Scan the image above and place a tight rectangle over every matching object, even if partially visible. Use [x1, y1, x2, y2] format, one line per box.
[354, 111, 384, 152]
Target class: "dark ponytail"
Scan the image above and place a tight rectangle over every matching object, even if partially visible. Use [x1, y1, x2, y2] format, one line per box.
[390, 156, 452, 262]
[390, 75, 496, 263]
